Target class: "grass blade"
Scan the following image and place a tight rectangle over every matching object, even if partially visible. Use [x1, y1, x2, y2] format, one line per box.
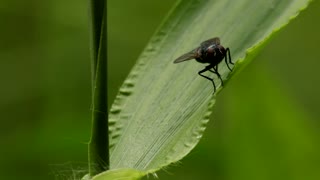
[105, 0, 312, 178]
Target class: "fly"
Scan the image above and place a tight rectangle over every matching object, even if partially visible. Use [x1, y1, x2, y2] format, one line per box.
[174, 37, 234, 92]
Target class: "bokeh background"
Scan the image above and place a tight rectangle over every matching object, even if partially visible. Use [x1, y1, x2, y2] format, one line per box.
[0, 0, 319, 179]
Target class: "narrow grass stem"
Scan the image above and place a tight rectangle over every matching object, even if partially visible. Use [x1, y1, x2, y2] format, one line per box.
[88, 0, 108, 177]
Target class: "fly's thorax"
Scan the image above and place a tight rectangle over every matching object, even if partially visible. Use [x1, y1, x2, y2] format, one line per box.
[197, 44, 226, 64]
[215, 45, 226, 60]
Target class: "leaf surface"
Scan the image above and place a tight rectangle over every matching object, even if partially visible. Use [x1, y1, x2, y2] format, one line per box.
[107, 0, 312, 178]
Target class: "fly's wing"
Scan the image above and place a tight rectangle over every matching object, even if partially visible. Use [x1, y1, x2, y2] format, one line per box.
[173, 48, 199, 63]
[200, 37, 220, 48]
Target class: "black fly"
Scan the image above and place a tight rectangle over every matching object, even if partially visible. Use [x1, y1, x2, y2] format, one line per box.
[174, 37, 234, 92]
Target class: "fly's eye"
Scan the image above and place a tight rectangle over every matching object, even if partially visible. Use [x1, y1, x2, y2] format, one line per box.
[207, 45, 216, 52]
[206, 47, 214, 53]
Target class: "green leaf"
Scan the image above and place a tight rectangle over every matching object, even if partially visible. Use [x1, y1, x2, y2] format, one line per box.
[107, 0, 312, 178]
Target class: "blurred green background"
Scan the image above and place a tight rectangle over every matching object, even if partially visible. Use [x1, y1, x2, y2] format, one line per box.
[1, 0, 319, 179]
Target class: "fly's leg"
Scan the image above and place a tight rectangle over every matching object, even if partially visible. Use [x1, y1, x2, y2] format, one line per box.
[209, 65, 223, 86]
[198, 65, 216, 92]
[226, 48, 234, 64]
[225, 48, 233, 71]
